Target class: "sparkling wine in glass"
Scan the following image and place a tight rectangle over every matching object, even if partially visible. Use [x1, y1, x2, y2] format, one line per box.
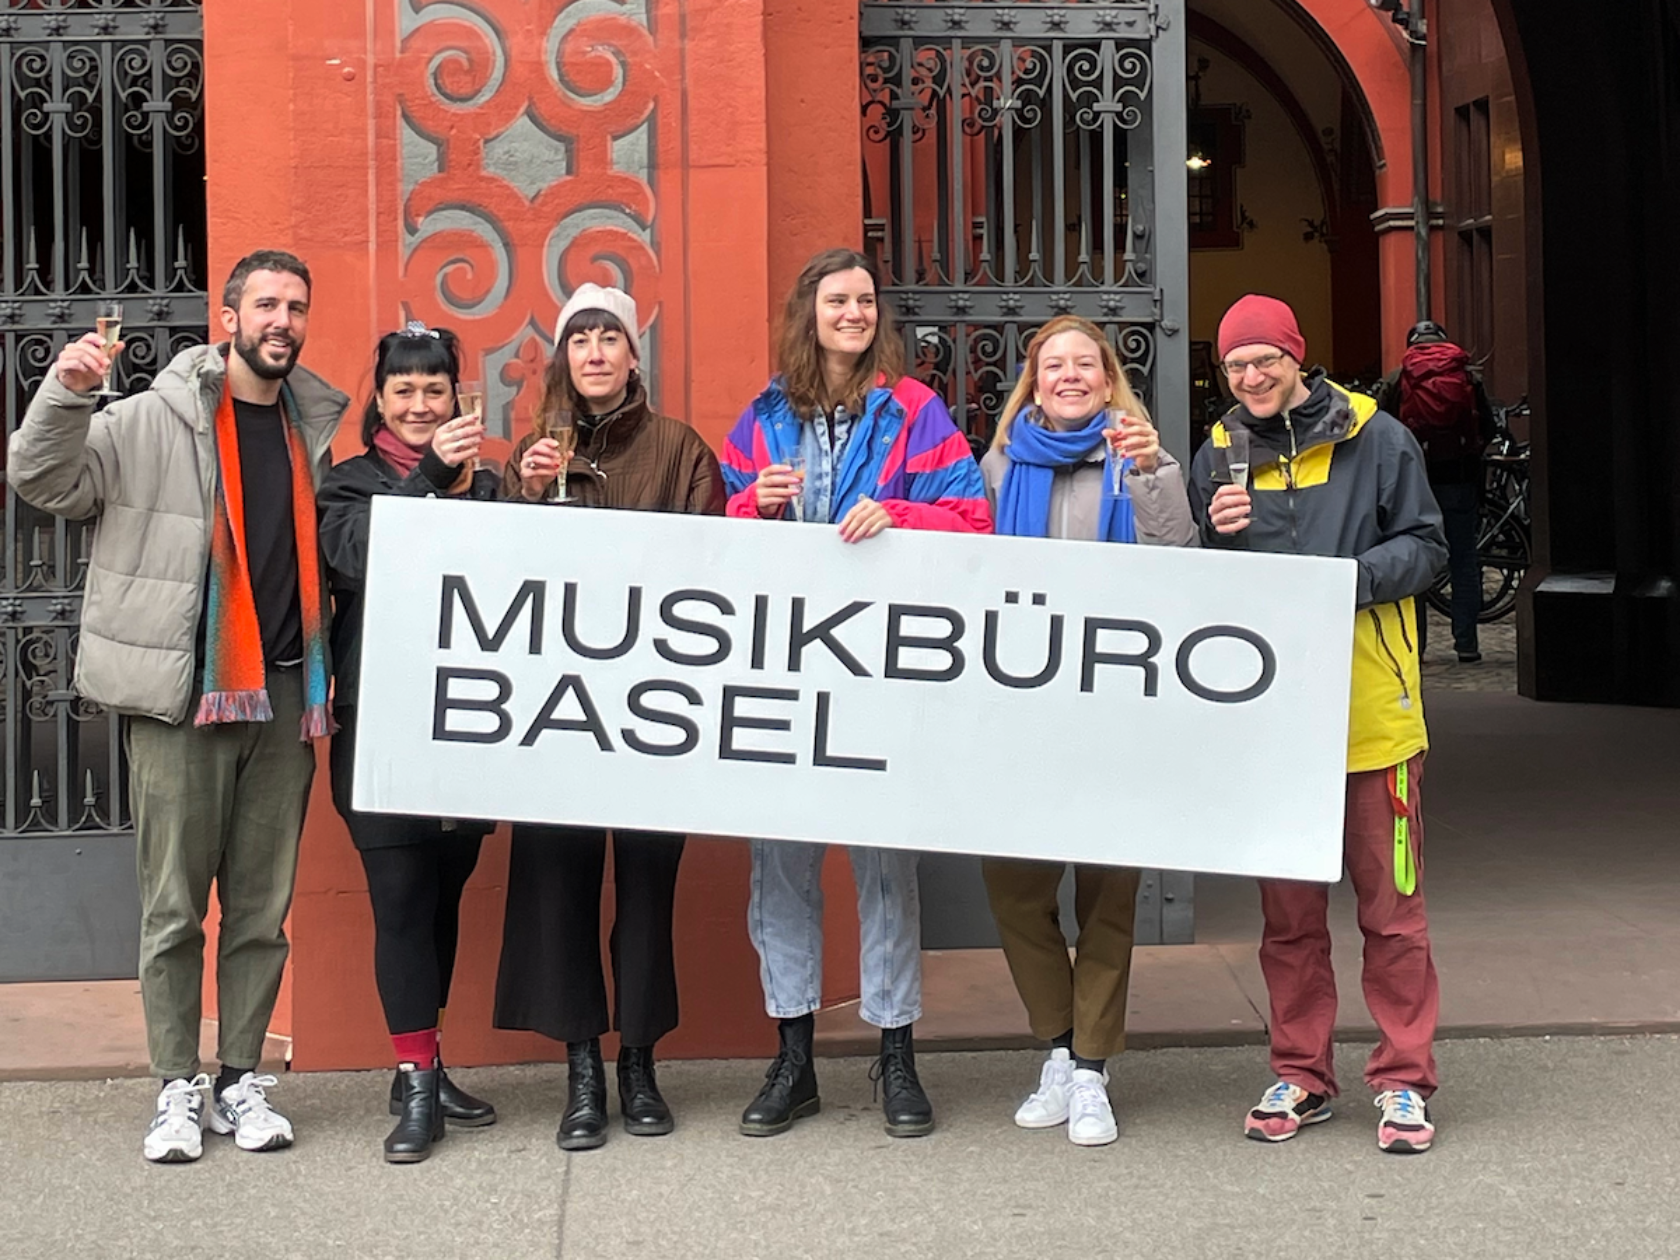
[456, 379, 483, 422]
[1104, 409, 1128, 497]
[551, 415, 578, 502]
[95, 302, 124, 397]
[1226, 425, 1251, 490]
[785, 453, 807, 522]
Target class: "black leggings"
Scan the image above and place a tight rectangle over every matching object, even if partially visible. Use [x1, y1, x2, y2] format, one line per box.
[359, 839, 484, 1035]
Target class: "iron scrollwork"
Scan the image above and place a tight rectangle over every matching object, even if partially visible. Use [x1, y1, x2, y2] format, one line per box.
[2, 0, 209, 838]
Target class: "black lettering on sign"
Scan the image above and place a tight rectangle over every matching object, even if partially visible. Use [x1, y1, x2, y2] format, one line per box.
[432, 667, 514, 744]
[623, 680, 704, 757]
[812, 691, 887, 772]
[654, 589, 735, 667]
[719, 685, 799, 764]
[883, 604, 966, 683]
[983, 605, 1064, 689]
[1175, 626, 1278, 704]
[1080, 618, 1162, 696]
[561, 582, 642, 660]
[787, 598, 873, 677]
[519, 674, 615, 751]
[437, 577, 545, 653]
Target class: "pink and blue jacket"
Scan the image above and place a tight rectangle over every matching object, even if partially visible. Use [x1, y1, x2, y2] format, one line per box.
[720, 376, 992, 533]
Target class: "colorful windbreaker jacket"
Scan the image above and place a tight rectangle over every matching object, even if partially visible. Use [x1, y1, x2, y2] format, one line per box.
[720, 376, 992, 534]
[1187, 373, 1448, 774]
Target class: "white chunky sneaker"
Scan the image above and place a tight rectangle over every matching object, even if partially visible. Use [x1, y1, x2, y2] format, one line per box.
[207, 1072, 294, 1152]
[143, 1075, 211, 1163]
[1066, 1067, 1118, 1146]
[1013, 1048, 1074, 1129]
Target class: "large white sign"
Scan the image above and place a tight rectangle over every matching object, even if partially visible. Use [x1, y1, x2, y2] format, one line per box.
[354, 498, 1356, 881]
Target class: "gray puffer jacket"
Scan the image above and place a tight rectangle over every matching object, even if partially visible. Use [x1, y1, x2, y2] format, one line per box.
[7, 345, 348, 724]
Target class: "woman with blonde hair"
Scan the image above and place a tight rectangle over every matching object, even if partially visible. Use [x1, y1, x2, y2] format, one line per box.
[719, 247, 989, 1141]
[979, 314, 1195, 1147]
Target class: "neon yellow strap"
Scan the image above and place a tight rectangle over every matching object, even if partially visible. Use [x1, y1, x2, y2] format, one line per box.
[1393, 761, 1417, 896]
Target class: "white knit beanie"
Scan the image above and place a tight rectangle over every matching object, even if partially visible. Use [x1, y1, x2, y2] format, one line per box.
[554, 283, 641, 360]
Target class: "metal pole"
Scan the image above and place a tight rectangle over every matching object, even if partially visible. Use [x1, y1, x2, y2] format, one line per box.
[1409, 4, 1431, 320]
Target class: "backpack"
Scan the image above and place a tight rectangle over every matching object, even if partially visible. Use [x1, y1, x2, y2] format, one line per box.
[1396, 342, 1480, 462]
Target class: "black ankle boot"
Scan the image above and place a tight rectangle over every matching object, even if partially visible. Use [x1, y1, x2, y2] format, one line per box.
[384, 1065, 445, 1164]
[389, 1058, 496, 1127]
[617, 1045, 674, 1137]
[739, 1016, 820, 1137]
[872, 1024, 934, 1138]
[558, 1039, 608, 1151]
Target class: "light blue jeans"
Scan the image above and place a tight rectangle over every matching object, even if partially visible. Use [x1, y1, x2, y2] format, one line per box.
[747, 839, 923, 1029]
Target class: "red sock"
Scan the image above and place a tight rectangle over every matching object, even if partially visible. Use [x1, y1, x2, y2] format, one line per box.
[392, 1029, 439, 1068]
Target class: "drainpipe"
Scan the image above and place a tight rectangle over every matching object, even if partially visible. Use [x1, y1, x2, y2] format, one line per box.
[1408, 5, 1430, 320]
[1372, 0, 1432, 321]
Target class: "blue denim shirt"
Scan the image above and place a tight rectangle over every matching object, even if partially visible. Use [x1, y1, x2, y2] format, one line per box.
[797, 405, 853, 525]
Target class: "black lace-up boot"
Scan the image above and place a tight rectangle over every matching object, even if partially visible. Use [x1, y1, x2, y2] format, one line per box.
[617, 1045, 674, 1136]
[557, 1038, 609, 1151]
[871, 1024, 934, 1137]
[739, 1015, 820, 1137]
[389, 1054, 496, 1127]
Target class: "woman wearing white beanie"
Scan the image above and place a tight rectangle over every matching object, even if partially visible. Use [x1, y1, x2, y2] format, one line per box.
[492, 283, 725, 1152]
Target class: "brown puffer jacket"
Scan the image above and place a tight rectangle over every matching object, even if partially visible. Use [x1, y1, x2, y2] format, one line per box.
[500, 382, 725, 515]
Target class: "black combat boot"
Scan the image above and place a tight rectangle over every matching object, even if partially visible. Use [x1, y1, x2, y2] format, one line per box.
[872, 1024, 934, 1137]
[617, 1044, 674, 1136]
[557, 1038, 609, 1151]
[739, 1015, 820, 1137]
[384, 1065, 445, 1164]
[389, 1055, 496, 1127]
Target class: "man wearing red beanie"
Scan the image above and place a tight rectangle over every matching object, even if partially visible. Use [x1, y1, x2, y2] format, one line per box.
[1187, 294, 1449, 1155]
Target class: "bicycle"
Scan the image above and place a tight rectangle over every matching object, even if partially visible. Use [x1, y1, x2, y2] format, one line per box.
[1425, 398, 1530, 623]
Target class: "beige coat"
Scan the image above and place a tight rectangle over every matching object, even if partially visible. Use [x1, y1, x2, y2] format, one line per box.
[7, 345, 348, 724]
[979, 438, 1198, 546]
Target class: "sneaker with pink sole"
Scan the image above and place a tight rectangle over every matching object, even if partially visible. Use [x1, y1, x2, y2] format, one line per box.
[1244, 1080, 1332, 1143]
[1374, 1088, 1434, 1153]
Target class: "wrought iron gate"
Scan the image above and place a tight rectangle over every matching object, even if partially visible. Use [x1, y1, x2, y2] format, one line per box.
[0, 0, 207, 981]
[861, 0, 1193, 945]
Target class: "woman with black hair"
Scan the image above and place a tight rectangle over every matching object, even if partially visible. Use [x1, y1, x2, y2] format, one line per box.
[317, 321, 501, 1164]
[493, 284, 726, 1152]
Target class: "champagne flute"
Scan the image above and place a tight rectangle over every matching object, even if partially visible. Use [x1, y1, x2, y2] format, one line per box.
[785, 453, 807, 522]
[456, 379, 483, 422]
[1103, 409, 1128, 497]
[95, 301, 124, 398]
[551, 414, 578, 503]
[1226, 426, 1251, 491]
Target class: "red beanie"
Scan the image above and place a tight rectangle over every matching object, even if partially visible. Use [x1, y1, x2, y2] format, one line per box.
[1217, 294, 1306, 363]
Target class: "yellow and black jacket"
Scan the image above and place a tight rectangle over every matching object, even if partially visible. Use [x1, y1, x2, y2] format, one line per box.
[1187, 372, 1448, 773]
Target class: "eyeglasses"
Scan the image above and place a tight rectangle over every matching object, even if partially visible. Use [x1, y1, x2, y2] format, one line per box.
[1222, 352, 1285, 377]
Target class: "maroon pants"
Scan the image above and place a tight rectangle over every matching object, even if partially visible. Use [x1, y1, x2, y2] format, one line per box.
[1257, 753, 1439, 1099]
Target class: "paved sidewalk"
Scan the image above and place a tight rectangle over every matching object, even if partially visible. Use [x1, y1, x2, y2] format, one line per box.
[3, 1035, 1676, 1260]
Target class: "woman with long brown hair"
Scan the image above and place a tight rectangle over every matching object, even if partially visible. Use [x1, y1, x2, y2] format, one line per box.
[492, 284, 725, 1152]
[979, 314, 1194, 1147]
[718, 248, 989, 1141]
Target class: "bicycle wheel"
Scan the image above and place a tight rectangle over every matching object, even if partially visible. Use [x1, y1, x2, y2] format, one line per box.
[1475, 517, 1529, 622]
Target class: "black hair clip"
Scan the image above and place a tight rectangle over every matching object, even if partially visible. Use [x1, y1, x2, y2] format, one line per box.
[400, 319, 440, 339]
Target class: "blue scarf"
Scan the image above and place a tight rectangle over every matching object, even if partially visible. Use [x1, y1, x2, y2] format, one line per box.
[996, 411, 1137, 542]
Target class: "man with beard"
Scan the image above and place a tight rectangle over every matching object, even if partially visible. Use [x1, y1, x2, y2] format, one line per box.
[1188, 295, 1447, 1155]
[10, 251, 349, 1162]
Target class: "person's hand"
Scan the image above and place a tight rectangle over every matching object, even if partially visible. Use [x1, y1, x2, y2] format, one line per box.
[54, 332, 122, 396]
[518, 437, 564, 502]
[1105, 413, 1160, 474]
[755, 464, 803, 517]
[1209, 483, 1252, 534]
[431, 414, 484, 469]
[837, 496, 892, 543]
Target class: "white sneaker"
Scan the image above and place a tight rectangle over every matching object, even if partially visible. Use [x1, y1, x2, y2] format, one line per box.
[143, 1075, 211, 1163]
[206, 1072, 294, 1152]
[1013, 1048, 1074, 1128]
[1067, 1068, 1118, 1146]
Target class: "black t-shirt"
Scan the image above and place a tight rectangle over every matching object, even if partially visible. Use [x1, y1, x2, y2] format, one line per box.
[195, 400, 303, 668]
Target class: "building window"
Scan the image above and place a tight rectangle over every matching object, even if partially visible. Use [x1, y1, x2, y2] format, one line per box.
[1187, 105, 1247, 249]
[1453, 98, 1494, 360]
